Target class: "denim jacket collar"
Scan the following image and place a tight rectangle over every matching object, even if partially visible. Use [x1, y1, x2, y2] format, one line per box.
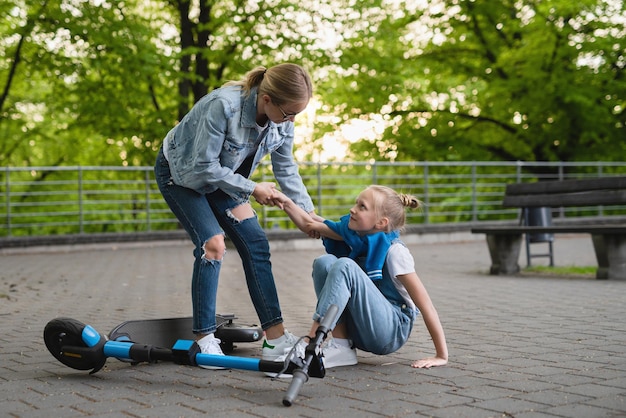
[241, 88, 258, 128]
[241, 87, 277, 131]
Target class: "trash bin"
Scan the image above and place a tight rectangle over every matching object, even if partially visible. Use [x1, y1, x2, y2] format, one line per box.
[526, 207, 553, 243]
[524, 207, 554, 267]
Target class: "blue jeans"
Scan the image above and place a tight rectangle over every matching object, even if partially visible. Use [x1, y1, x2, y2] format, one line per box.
[154, 148, 283, 334]
[312, 254, 414, 355]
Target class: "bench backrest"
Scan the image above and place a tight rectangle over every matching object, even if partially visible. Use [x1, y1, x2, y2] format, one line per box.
[503, 176, 626, 208]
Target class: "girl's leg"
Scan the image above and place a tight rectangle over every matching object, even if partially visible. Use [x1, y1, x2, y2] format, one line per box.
[311, 254, 339, 296]
[313, 257, 412, 355]
[307, 254, 343, 337]
[155, 149, 223, 335]
[208, 190, 283, 333]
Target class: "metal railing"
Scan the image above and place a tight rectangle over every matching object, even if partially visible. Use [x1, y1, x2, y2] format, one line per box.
[2, 161, 626, 238]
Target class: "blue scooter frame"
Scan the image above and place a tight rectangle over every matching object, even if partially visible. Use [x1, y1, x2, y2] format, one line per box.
[44, 305, 339, 406]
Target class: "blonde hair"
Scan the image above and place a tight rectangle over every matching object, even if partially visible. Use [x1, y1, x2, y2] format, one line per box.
[224, 63, 313, 105]
[366, 185, 422, 232]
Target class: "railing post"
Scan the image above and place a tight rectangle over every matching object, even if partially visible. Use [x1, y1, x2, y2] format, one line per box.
[558, 163, 565, 218]
[471, 163, 477, 222]
[372, 161, 377, 185]
[78, 167, 84, 234]
[423, 163, 429, 224]
[316, 162, 322, 217]
[5, 167, 11, 237]
[597, 165, 604, 216]
[145, 169, 151, 231]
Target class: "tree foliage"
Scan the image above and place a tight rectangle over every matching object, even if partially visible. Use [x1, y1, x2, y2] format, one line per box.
[1, 0, 624, 169]
[1, 0, 342, 166]
[1, 0, 175, 167]
[320, 0, 626, 164]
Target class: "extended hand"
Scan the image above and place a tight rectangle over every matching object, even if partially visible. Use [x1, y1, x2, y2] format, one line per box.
[268, 190, 289, 209]
[252, 182, 277, 205]
[307, 212, 322, 238]
[411, 356, 448, 369]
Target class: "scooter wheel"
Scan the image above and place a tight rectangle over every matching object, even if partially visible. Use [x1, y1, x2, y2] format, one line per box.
[216, 323, 262, 343]
[44, 318, 99, 371]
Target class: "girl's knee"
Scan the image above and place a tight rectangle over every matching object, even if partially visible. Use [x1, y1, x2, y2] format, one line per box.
[331, 257, 359, 272]
[312, 254, 338, 271]
[312, 255, 338, 283]
[202, 234, 226, 260]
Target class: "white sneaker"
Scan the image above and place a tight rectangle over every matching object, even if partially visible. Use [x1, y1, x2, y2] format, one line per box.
[322, 339, 358, 369]
[196, 333, 227, 370]
[262, 330, 305, 378]
[261, 330, 301, 361]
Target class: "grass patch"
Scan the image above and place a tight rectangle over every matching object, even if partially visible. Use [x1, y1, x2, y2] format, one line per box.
[523, 265, 596, 278]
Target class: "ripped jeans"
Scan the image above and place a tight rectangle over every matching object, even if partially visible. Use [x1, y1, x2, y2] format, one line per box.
[154, 148, 283, 334]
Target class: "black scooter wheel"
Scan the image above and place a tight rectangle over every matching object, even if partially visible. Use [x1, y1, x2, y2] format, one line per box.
[216, 323, 261, 343]
[44, 318, 102, 371]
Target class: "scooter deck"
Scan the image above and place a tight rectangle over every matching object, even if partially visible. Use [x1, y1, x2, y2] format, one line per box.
[109, 314, 262, 353]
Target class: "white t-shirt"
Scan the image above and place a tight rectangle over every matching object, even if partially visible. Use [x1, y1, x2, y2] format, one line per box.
[385, 243, 417, 311]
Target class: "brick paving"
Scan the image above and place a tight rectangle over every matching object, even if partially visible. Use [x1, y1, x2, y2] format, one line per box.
[1, 233, 625, 417]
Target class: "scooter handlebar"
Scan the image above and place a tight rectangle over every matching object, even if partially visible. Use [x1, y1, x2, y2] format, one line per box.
[282, 369, 308, 406]
[319, 304, 339, 332]
[282, 304, 340, 407]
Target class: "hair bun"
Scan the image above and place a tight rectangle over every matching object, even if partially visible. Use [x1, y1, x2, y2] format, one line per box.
[400, 194, 421, 209]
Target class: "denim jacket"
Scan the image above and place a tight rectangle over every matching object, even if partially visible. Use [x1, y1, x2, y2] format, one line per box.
[164, 85, 314, 212]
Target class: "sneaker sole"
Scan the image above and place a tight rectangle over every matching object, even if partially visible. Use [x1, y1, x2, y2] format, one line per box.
[324, 358, 358, 369]
[264, 371, 293, 379]
[199, 365, 229, 370]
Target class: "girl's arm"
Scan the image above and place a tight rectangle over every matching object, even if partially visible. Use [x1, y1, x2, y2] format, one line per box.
[272, 191, 343, 241]
[397, 272, 448, 368]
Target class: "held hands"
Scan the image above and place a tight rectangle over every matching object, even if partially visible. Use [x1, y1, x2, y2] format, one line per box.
[411, 356, 448, 369]
[254, 186, 322, 239]
[252, 182, 278, 206]
[268, 190, 290, 209]
[252, 184, 292, 212]
[251, 183, 292, 209]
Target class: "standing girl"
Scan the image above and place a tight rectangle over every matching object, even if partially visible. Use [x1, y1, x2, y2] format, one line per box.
[154, 63, 319, 368]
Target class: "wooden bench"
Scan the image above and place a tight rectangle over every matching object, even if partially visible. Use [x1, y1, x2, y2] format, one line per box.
[471, 176, 626, 280]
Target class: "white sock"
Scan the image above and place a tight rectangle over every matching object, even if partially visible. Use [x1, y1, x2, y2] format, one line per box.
[332, 337, 352, 348]
[197, 333, 216, 345]
[267, 333, 287, 345]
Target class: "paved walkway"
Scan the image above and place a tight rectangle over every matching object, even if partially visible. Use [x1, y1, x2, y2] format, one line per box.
[1, 233, 625, 417]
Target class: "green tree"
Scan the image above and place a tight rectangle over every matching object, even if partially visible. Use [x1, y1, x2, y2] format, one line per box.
[316, 0, 626, 164]
[1, 0, 175, 167]
[2, 0, 624, 169]
[0, 0, 343, 167]
[163, 0, 336, 120]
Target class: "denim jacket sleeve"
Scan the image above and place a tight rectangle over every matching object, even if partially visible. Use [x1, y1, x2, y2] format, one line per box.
[270, 127, 315, 213]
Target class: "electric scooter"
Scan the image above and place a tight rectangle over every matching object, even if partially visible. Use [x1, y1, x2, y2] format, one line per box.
[43, 305, 339, 406]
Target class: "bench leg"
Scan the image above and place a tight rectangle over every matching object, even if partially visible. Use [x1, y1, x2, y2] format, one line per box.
[592, 235, 626, 280]
[485, 234, 523, 275]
